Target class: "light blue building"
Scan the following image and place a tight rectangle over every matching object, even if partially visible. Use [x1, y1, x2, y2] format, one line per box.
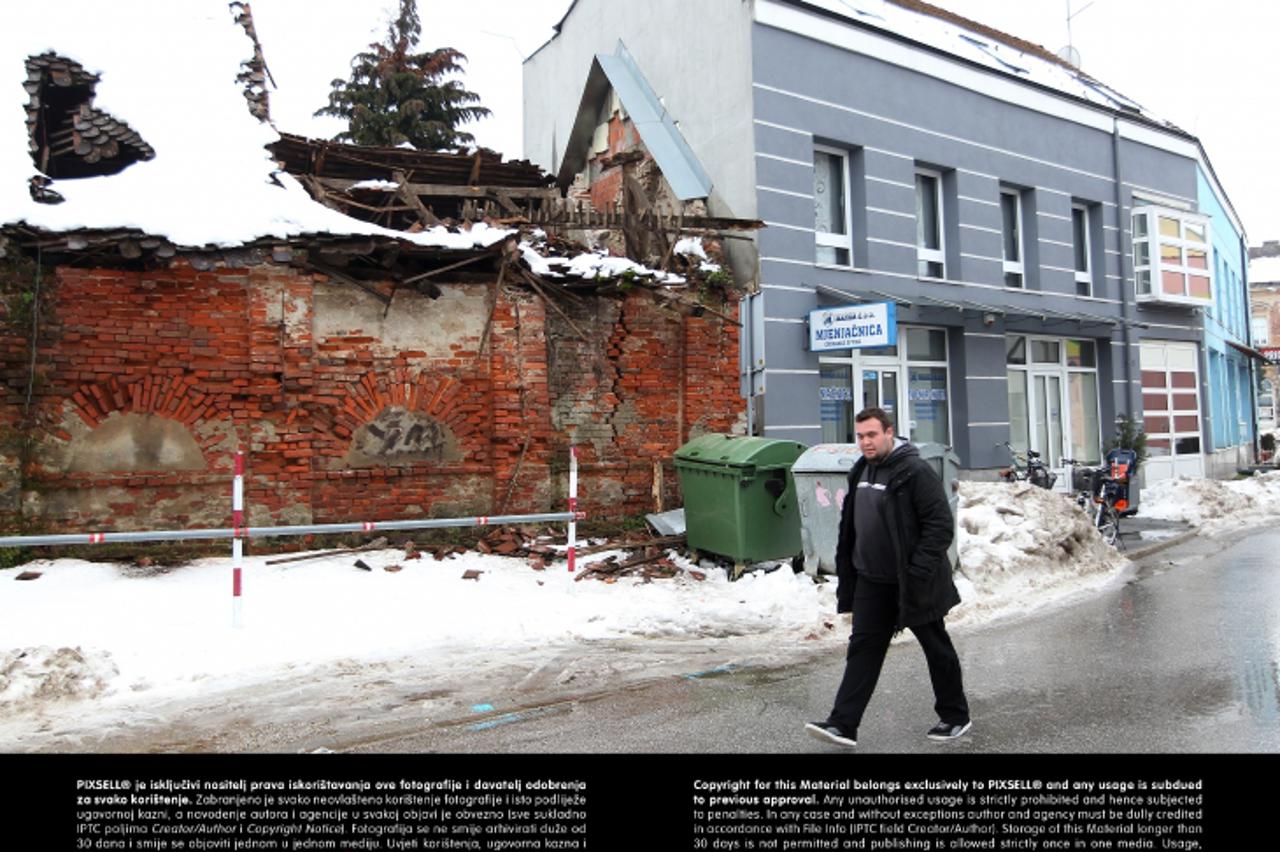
[1197, 165, 1259, 475]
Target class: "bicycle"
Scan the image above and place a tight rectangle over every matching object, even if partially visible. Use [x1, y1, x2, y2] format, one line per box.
[1062, 457, 1123, 546]
[997, 442, 1057, 490]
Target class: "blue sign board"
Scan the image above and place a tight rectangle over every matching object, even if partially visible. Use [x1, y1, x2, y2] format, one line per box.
[808, 302, 898, 352]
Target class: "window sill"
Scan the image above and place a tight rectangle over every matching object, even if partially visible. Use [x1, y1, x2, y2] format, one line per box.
[814, 262, 873, 274]
[1135, 295, 1212, 309]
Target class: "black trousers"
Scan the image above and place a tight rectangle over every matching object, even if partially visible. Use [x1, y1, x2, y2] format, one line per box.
[829, 578, 969, 733]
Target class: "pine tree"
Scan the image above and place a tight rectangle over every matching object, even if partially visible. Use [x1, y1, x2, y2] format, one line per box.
[1105, 412, 1149, 466]
[315, 0, 490, 150]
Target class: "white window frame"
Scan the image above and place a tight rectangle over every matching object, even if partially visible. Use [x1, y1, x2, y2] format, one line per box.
[1132, 205, 1214, 307]
[1000, 188, 1025, 289]
[915, 169, 946, 279]
[814, 145, 852, 266]
[816, 324, 952, 444]
[1006, 334, 1103, 470]
[1072, 203, 1092, 297]
[1253, 314, 1270, 346]
[1139, 341, 1204, 465]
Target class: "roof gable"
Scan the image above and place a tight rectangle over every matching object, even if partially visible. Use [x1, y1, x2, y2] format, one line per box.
[557, 42, 712, 201]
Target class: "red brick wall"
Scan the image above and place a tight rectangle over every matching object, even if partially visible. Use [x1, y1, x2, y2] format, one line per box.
[0, 258, 741, 533]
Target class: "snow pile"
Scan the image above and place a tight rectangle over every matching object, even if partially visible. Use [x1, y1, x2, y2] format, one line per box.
[519, 244, 688, 284]
[348, 179, 401, 192]
[674, 237, 724, 274]
[0, 646, 118, 710]
[951, 481, 1126, 624]
[1140, 471, 1280, 534]
[0, 550, 837, 728]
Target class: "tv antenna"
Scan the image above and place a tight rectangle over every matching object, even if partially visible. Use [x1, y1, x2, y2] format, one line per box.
[1057, 0, 1094, 69]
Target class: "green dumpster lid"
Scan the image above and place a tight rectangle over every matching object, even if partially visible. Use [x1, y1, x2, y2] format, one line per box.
[673, 434, 806, 468]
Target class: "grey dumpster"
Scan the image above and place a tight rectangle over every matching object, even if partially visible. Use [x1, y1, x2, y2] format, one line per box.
[792, 443, 961, 576]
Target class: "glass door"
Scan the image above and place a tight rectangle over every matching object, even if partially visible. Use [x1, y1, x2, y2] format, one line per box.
[862, 368, 901, 433]
[820, 363, 855, 444]
[1031, 372, 1064, 467]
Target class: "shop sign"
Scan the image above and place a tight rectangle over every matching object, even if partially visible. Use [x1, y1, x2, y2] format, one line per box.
[808, 302, 897, 352]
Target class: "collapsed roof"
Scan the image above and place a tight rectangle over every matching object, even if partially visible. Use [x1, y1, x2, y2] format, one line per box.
[1, 0, 760, 317]
[0, 0, 510, 254]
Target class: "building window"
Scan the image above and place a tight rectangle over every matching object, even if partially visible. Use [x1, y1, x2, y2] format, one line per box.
[1133, 206, 1213, 306]
[905, 328, 950, 445]
[1006, 335, 1101, 467]
[915, 170, 945, 278]
[1001, 189, 1024, 288]
[1253, 315, 1271, 346]
[1072, 203, 1092, 297]
[814, 147, 851, 266]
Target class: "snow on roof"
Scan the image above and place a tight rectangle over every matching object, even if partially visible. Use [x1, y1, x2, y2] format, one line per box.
[1250, 255, 1280, 285]
[1, 1, 510, 252]
[794, 0, 1154, 120]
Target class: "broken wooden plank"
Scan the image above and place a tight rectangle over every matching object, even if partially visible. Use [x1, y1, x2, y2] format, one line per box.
[400, 251, 495, 285]
[515, 267, 591, 341]
[265, 537, 390, 566]
[317, 177, 560, 200]
[498, 435, 533, 515]
[393, 169, 442, 229]
[306, 260, 392, 305]
[574, 549, 674, 582]
[575, 534, 687, 557]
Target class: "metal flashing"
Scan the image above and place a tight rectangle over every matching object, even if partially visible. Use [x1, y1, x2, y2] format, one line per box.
[556, 41, 713, 201]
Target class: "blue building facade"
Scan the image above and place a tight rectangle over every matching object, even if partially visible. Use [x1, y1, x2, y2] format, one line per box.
[1197, 166, 1257, 474]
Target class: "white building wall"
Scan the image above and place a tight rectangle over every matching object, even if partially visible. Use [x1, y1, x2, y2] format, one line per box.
[522, 0, 758, 220]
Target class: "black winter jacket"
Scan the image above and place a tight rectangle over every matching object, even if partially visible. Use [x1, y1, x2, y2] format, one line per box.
[834, 442, 960, 629]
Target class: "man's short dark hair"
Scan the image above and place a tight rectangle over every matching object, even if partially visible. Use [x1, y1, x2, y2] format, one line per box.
[854, 407, 894, 431]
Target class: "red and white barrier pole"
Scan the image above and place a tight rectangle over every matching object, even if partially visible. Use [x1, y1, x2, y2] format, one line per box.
[567, 446, 578, 573]
[232, 451, 245, 628]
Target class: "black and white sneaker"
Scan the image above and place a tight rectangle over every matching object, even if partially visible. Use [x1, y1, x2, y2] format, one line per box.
[926, 720, 972, 741]
[805, 720, 857, 748]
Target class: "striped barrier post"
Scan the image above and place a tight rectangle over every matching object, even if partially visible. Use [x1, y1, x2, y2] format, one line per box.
[232, 451, 245, 628]
[567, 446, 578, 572]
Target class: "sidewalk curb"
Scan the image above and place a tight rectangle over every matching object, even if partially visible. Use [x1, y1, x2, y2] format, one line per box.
[1123, 530, 1198, 561]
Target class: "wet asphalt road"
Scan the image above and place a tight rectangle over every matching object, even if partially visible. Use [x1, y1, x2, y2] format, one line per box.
[350, 525, 1280, 753]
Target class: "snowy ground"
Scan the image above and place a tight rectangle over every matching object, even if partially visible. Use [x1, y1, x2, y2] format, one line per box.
[3, 471, 1278, 751]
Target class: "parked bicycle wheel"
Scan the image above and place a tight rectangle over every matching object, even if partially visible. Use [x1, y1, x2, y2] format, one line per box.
[1095, 503, 1119, 546]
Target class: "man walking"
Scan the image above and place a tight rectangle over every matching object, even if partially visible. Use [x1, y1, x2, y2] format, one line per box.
[806, 407, 970, 748]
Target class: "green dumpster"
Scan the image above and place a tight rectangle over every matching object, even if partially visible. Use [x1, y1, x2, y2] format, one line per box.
[673, 434, 806, 567]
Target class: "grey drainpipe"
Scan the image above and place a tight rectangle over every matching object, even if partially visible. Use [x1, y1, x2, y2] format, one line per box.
[1241, 240, 1259, 459]
[1112, 117, 1136, 419]
[742, 290, 756, 435]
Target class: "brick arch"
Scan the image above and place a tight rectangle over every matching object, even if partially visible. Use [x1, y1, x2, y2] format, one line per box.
[67, 373, 232, 456]
[316, 369, 478, 459]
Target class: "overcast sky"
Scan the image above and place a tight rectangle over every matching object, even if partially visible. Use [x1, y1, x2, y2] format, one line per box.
[252, 0, 1277, 242]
